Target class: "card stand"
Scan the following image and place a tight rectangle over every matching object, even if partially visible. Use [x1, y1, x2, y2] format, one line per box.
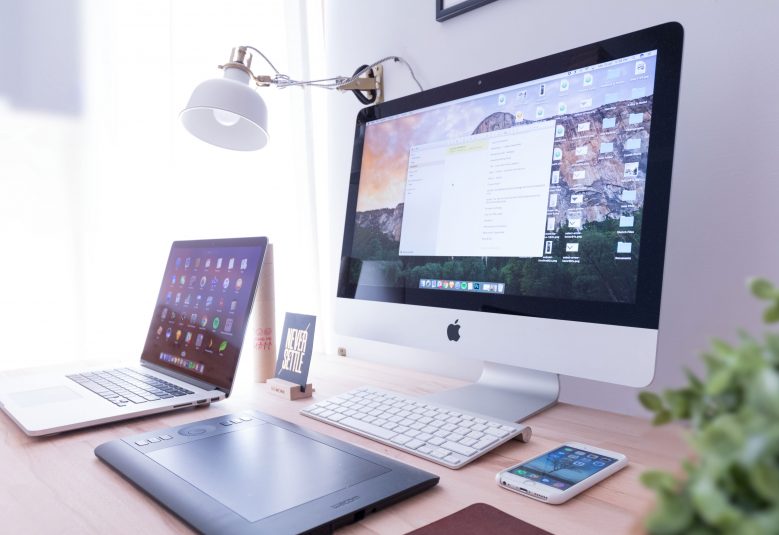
[267, 377, 314, 400]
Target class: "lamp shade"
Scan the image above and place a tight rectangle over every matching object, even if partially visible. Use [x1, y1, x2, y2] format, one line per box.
[180, 68, 269, 151]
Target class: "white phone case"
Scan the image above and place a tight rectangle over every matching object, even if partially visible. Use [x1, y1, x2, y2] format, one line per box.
[496, 441, 628, 504]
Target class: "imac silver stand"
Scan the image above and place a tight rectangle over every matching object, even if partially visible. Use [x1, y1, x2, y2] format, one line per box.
[423, 362, 559, 423]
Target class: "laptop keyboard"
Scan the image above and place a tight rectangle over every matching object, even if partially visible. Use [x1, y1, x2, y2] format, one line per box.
[66, 368, 194, 407]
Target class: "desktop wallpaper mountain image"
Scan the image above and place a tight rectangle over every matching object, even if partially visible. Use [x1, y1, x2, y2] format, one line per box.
[346, 95, 652, 304]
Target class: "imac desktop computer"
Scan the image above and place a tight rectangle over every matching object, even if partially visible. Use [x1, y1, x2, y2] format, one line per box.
[333, 23, 683, 427]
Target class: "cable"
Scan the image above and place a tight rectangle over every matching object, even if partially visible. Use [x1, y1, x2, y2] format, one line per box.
[242, 45, 282, 74]
[239, 48, 424, 93]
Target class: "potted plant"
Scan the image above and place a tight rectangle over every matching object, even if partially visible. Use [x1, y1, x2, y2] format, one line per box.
[639, 278, 779, 535]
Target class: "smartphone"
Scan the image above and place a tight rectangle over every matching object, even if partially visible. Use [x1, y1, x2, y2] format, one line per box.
[496, 442, 627, 504]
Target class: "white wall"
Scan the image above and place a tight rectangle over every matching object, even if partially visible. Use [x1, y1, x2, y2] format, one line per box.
[322, 0, 779, 415]
[0, 1, 323, 375]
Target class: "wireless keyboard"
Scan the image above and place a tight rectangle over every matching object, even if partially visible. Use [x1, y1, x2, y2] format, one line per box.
[301, 386, 531, 469]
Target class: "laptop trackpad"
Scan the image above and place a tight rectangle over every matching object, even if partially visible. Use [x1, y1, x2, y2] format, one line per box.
[146, 422, 390, 522]
[10, 386, 84, 407]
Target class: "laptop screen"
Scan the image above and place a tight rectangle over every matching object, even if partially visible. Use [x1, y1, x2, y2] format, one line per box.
[141, 237, 268, 391]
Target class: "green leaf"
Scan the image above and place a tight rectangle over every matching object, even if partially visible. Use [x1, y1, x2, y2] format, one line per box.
[666, 390, 691, 420]
[763, 303, 779, 324]
[705, 368, 734, 396]
[653, 410, 673, 425]
[749, 278, 776, 300]
[694, 414, 744, 455]
[640, 391, 665, 412]
[684, 368, 704, 391]
[709, 339, 733, 355]
[641, 470, 678, 493]
[644, 491, 695, 534]
[690, 475, 743, 529]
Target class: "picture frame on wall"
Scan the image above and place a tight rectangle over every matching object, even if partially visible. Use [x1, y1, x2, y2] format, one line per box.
[435, 0, 498, 22]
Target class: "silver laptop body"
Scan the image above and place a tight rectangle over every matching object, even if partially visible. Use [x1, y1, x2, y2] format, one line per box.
[0, 237, 268, 436]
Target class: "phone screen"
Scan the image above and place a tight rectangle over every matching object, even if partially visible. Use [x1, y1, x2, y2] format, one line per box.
[510, 445, 618, 490]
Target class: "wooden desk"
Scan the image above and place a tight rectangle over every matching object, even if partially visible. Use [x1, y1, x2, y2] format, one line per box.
[0, 355, 685, 534]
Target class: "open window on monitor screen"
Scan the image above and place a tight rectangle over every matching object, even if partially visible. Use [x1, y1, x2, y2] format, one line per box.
[336, 23, 683, 422]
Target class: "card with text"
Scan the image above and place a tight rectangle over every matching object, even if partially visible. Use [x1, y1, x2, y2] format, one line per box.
[274, 313, 316, 390]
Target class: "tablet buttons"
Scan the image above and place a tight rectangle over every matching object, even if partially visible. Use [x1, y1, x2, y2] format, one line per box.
[220, 415, 253, 426]
[178, 425, 215, 437]
[134, 434, 175, 446]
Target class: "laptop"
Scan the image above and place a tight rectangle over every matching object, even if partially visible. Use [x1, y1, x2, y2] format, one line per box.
[0, 237, 268, 436]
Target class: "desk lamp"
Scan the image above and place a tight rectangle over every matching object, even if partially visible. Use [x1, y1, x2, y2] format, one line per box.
[180, 45, 421, 151]
[179, 46, 421, 382]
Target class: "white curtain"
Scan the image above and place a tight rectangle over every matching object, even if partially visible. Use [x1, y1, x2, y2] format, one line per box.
[0, 0, 325, 371]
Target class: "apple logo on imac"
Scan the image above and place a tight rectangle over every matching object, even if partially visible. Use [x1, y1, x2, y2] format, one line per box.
[447, 320, 461, 342]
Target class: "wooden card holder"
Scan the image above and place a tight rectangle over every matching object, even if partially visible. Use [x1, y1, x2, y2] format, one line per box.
[266, 377, 314, 400]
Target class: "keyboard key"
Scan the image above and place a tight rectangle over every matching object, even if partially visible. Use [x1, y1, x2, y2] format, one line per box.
[485, 426, 509, 438]
[341, 417, 397, 440]
[431, 448, 449, 459]
[444, 454, 465, 466]
[406, 439, 425, 450]
[442, 441, 477, 457]
[391, 435, 412, 446]
[474, 436, 499, 450]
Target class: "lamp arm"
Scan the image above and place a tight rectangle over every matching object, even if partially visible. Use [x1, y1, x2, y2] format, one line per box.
[219, 46, 423, 105]
[236, 48, 423, 91]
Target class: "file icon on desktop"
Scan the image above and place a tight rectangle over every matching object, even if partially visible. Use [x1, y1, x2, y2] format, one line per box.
[621, 190, 637, 202]
[624, 138, 641, 150]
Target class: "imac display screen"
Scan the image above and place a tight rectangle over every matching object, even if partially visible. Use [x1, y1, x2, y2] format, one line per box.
[338, 24, 683, 329]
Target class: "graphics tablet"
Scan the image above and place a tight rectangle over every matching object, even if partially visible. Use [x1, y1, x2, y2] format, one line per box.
[95, 410, 439, 534]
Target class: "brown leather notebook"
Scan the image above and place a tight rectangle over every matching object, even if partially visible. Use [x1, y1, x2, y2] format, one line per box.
[405, 503, 553, 535]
